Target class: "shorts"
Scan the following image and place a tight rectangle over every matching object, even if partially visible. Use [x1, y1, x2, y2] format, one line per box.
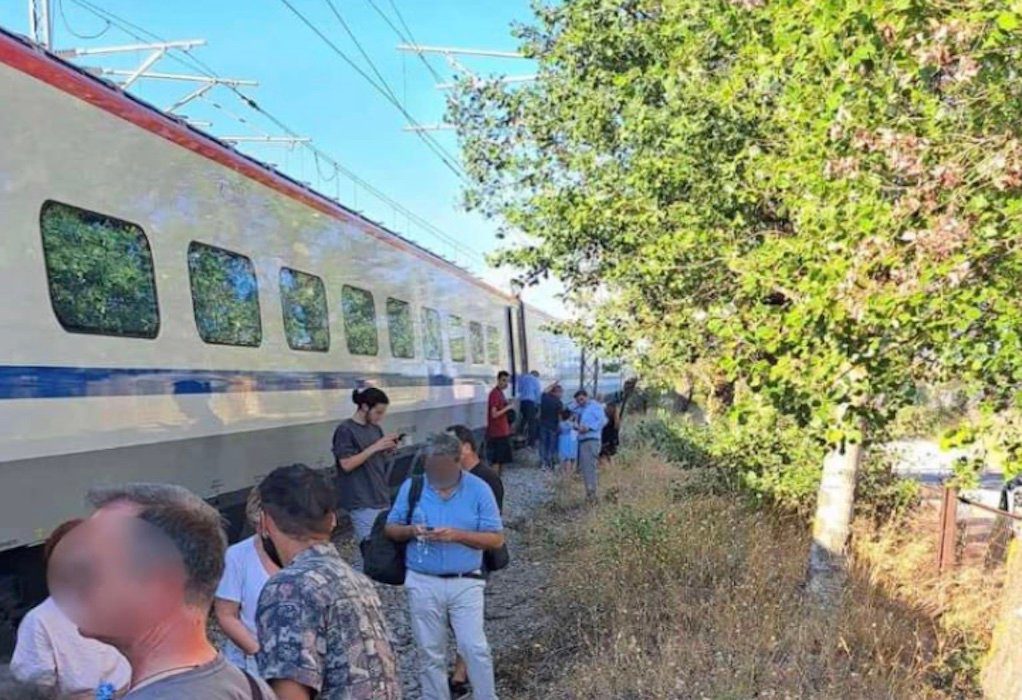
[486, 435, 513, 465]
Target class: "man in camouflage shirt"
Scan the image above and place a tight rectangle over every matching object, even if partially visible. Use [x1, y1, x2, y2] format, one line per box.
[255, 464, 401, 700]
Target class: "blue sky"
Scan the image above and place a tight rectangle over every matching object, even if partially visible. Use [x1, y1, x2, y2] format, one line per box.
[1, 0, 566, 314]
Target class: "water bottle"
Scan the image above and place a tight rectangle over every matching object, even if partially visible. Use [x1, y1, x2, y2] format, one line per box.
[412, 508, 430, 559]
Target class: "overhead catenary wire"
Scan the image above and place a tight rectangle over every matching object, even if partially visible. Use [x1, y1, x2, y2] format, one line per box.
[276, 0, 466, 180]
[62, 0, 487, 267]
[363, 0, 444, 83]
[57, 0, 111, 39]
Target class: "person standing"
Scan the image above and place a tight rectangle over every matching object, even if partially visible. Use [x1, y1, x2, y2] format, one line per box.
[385, 434, 503, 700]
[538, 384, 564, 470]
[600, 402, 622, 465]
[448, 425, 504, 512]
[574, 390, 608, 503]
[516, 370, 542, 448]
[46, 483, 275, 699]
[213, 489, 280, 676]
[11, 519, 131, 699]
[486, 371, 514, 476]
[446, 424, 505, 698]
[332, 388, 400, 545]
[256, 464, 401, 700]
[557, 409, 579, 475]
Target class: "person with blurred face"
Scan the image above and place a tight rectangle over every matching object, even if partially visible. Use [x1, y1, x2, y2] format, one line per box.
[255, 464, 400, 700]
[485, 371, 514, 476]
[445, 425, 505, 698]
[11, 519, 130, 699]
[214, 489, 280, 675]
[47, 484, 275, 698]
[385, 434, 504, 700]
[573, 390, 608, 503]
[333, 387, 401, 545]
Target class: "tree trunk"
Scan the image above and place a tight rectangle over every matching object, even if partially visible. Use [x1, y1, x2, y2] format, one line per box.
[806, 437, 863, 604]
[982, 537, 1022, 700]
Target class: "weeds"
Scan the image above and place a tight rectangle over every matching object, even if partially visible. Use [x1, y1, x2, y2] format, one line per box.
[505, 430, 1001, 699]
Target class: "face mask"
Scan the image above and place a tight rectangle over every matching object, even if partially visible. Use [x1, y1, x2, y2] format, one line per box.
[262, 534, 284, 568]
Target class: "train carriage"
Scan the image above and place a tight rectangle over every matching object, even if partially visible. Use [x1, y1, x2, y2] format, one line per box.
[0, 27, 626, 651]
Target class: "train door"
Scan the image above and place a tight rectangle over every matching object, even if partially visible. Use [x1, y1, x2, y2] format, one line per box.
[506, 306, 519, 397]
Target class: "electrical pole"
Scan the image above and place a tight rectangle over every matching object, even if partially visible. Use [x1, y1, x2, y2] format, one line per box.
[28, 0, 52, 50]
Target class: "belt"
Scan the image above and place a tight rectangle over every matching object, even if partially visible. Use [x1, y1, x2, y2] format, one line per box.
[426, 571, 485, 580]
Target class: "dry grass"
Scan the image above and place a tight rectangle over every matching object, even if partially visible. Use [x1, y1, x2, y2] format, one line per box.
[506, 446, 1003, 700]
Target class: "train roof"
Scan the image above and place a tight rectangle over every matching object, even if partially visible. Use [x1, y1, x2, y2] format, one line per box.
[0, 26, 516, 302]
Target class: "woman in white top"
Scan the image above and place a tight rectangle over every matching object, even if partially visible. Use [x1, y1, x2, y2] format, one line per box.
[11, 519, 131, 699]
[214, 488, 280, 675]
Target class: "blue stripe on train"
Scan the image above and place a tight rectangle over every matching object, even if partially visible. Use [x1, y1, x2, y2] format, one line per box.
[0, 365, 490, 400]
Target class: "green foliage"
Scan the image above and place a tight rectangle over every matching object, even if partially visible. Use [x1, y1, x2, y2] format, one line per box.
[448, 315, 466, 362]
[452, 0, 1022, 445]
[486, 324, 502, 364]
[280, 268, 330, 352]
[422, 307, 443, 361]
[188, 242, 261, 347]
[341, 285, 378, 356]
[635, 411, 918, 517]
[469, 321, 486, 364]
[386, 298, 415, 359]
[41, 202, 159, 338]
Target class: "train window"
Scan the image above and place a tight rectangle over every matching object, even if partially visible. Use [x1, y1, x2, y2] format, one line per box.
[386, 298, 415, 359]
[279, 268, 330, 352]
[469, 322, 485, 364]
[486, 325, 501, 365]
[40, 201, 159, 339]
[448, 315, 466, 362]
[422, 307, 443, 361]
[341, 285, 379, 356]
[188, 242, 262, 347]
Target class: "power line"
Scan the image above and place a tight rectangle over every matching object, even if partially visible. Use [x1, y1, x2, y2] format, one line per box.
[323, 0, 403, 109]
[363, 0, 443, 82]
[57, 0, 110, 39]
[275, 0, 466, 180]
[62, 0, 486, 267]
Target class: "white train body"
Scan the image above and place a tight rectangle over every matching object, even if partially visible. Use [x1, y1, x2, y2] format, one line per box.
[0, 29, 628, 644]
[0, 29, 507, 549]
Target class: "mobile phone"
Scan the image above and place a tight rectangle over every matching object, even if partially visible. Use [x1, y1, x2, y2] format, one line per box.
[397, 432, 407, 441]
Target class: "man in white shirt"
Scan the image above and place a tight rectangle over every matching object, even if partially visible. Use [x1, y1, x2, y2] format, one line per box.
[12, 518, 130, 699]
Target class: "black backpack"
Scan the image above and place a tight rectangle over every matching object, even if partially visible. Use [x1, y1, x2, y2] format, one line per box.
[361, 475, 425, 585]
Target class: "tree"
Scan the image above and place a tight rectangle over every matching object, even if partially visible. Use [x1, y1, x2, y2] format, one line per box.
[452, 0, 1022, 600]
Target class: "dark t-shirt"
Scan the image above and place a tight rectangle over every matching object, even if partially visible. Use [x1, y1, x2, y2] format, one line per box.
[539, 392, 563, 430]
[331, 418, 391, 510]
[486, 387, 511, 438]
[123, 655, 274, 699]
[469, 462, 504, 512]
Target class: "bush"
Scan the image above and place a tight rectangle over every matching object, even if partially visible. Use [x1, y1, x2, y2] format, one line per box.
[523, 447, 960, 699]
[635, 410, 919, 520]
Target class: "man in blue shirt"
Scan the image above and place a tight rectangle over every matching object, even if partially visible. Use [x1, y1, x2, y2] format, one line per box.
[385, 434, 503, 700]
[573, 390, 608, 503]
[516, 370, 542, 448]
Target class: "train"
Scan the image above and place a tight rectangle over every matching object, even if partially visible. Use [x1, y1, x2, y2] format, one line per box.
[0, 27, 626, 651]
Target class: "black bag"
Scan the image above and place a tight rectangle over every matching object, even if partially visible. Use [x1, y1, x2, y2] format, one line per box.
[361, 475, 424, 585]
[483, 542, 510, 573]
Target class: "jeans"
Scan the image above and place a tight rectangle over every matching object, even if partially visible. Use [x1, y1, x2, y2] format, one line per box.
[518, 400, 538, 447]
[350, 507, 385, 543]
[405, 569, 497, 700]
[539, 426, 559, 468]
[579, 439, 601, 499]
